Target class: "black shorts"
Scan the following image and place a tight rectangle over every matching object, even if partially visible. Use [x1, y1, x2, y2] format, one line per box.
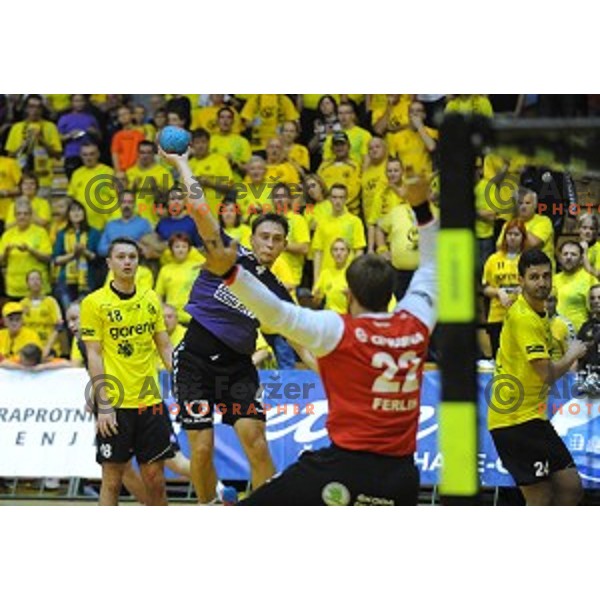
[240, 445, 419, 506]
[96, 406, 175, 465]
[490, 419, 575, 486]
[173, 324, 264, 430]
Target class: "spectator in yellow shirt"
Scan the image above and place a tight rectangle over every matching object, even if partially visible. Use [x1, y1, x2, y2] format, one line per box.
[497, 187, 556, 271]
[191, 94, 243, 135]
[374, 194, 420, 300]
[361, 137, 389, 249]
[163, 302, 187, 345]
[579, 213, 600, 279]
[372, 94, 414, 137]
[322, 100, 372, 165]
[265, 137, 301, 188]
[240, 94, 299, 152]
[312, 238, 351, 314]
[280, 121, 310, 172]
[219, 199, 252, 249]
[445, 94, 494, 118]
[126, 140, 174, 226]
[367, 157, 405, 233]
[132, 104, 157, 141]
[0, 152, 22, 222]
[554, 240, 597, 332]
[155, 233, 203, 325]
[189, 128, 233, 217]
[4, 95, 62, 196]
[67, 142, 117, 231]
[240, 156, 275, 222]
[388, 101, 438, 177]
[272, 183, 310, 288]
[5, 172, 51, 230]
[48, 196, 69, 246]
[0, 198, 52, 299]
[317, 131, 362, 216]
[482, 218, 526, 356]
[546, 289, 576, 362]
[0, 302, 42, 362]
[312, 183, 366, 282]
[20, 269, 64, 359]
[210, 107, 252, 182]
[302, 173, 332, 235]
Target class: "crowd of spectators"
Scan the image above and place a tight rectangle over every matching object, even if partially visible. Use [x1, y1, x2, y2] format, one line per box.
[0, 93, 599, 369]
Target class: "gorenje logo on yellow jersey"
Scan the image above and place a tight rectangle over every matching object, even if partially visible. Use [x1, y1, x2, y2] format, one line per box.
[108, 321, 156, 341]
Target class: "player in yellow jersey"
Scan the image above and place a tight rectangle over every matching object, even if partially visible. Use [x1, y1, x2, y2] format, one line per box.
[488, 249, 588, 505]
[80, 237, 174, 505]
[69, 299, 190, 502]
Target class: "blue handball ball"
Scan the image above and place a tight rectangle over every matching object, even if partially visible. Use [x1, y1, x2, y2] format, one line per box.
[158, 126, 191, 154]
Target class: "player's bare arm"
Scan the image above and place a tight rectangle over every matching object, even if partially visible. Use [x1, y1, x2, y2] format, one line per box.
[531, 339, 589, 384]
[154, 331, 173, 372]
[85, 340, 118, 437]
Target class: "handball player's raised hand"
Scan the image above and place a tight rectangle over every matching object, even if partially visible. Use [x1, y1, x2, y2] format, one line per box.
[203, 237, 239, 277]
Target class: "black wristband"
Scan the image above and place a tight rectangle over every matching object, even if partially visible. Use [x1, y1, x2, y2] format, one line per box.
[413, 202, 434, 225]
